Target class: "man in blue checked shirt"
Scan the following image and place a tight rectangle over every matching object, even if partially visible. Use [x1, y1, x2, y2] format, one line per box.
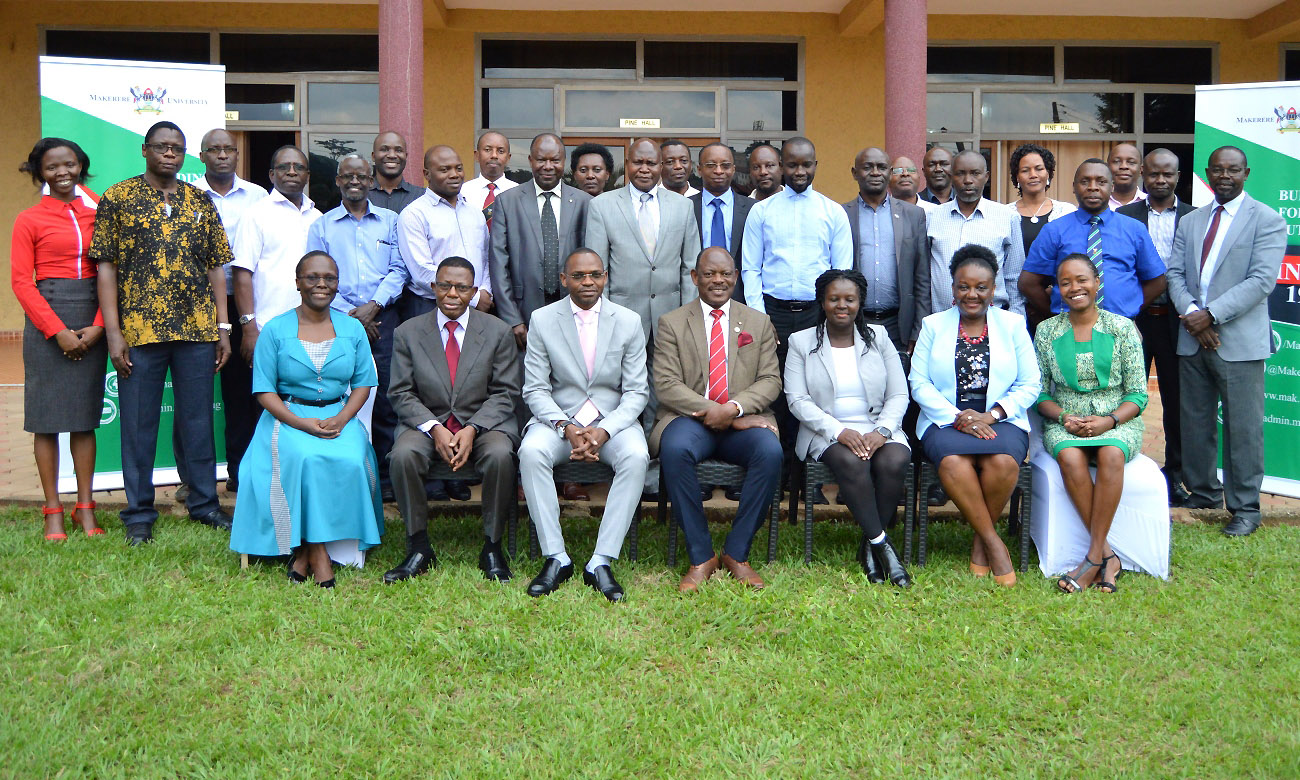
[306, 153, 409, 499]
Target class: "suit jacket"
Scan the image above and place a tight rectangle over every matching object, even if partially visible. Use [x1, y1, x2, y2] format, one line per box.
[648, 300, 780, 454]
[584, 186, 702, 338]
[690, 191, 756, 302]
[784, 324, 910, 460]
[1166, 193, 1286, 361]
[388, 308, 522, 441]
[843, 195, 931, 343]
[909, 306, 1041, 440]
[489, 181, 591, 328]
[522, 297, 649, 437]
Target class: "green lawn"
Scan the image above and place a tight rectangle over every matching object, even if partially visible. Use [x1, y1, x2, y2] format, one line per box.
[1, 505, 1297, 779]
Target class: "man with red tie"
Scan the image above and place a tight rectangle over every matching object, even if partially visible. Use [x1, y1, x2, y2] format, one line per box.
[385, 257, 522, 583]
[651, 247, 784, 592]
[461, 130, 517, 228]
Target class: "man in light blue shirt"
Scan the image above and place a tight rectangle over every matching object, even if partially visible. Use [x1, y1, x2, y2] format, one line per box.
[305, 154, 409, 499]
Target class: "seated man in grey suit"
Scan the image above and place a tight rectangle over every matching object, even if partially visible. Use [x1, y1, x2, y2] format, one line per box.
[518, 249, 650, 601]
[1166, 145, 1286, 537]
[385, 257, 522, 583]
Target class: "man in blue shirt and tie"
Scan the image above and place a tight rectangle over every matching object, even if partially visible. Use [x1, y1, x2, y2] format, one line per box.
[305, 153, 409, 499]
[1019, 158, 1166, 321]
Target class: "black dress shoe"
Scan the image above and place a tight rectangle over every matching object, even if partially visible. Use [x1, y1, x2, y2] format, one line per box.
[316, 578, 336, 589]
[1223, 515, 1262, 537]
[810, 485, 829, 505]
[384, 550, 437, 583]
[445, 480, 472, 501]
[125, 523, 153, 547]
[1168, 482, 1191, 507]
[700, 484, 715, 502]
[927, 483, 948, 506]
[225, 475, 239, 493]
[1180, 496, 1223, 510]
[287, 550, 308, 583]
[583, 564, 625, 602]
[192, 509, 233, 531]
[425, 480, 449, 500]
[478, 543, 513, 582]
[380, 485, 395, 503]
[526, 558, 574, 597]
[641, 489, 660, 503]
[870, 538, 913, 588]
[724, 486, 743, 502]
[858, 536, 884, 583]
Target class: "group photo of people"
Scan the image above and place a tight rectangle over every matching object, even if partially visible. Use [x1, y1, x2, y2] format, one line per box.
[14, 119, 1285, 599]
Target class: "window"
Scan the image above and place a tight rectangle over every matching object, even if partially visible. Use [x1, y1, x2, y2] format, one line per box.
[306, 83, 378, 125]
[482, 40, 635, 80]
[1143, 93, 1195, 135]
[982, 92, 1134, 134]
[1284, 47, 1300, 81]
[226, 83, 296, 124]
[221, 33, 377, 73]
[644, 42, 798, 81]
[928, 46, 1053, 83]
[1065, 47, 1212, 85]
[927, 92, 973, 135]
[45, 29, 211, 64]
[482, 88, 555, 129]
[564, 89, 717, 131]
[726, 91, 797, 133]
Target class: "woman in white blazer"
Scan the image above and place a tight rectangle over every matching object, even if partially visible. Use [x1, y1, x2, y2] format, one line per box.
[785, 270, 912, 587]
[910, 246, 1041, 586]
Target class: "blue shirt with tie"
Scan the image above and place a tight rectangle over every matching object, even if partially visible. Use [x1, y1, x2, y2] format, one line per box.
[701, 189, 733, 250]
[306, 202, 409, 312]
[1022, 207, 1165, 318]
[742, 185, 853, 312]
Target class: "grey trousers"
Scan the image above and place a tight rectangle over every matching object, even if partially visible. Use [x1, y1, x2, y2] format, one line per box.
[389, 428, 516, 541]
[518, 423, 649, 559]
[1179, 349, 1265, 521]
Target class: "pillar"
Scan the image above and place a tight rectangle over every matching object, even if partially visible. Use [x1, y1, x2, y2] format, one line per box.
[379, 0, 424, 186]
[884, 0, 926, 164]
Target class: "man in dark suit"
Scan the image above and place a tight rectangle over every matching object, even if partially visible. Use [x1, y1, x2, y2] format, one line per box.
[844, 146, 930, 354]
[653, 247, 783, 592]
[1117, 148, 1196, 506]
[690, 143, 756, 303]
[1166, 146, 1286, 537]
[385, 257, 522, 583]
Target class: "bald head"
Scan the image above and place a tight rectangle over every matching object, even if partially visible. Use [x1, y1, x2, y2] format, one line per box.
[888, 156, 920, 201]
[851, 147, 891, 199]
[626, 137, 662, 192]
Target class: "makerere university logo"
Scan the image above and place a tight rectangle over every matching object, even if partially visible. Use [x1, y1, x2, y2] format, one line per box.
[1276, 106, 1300, 133]
[129, 86, 167, 115]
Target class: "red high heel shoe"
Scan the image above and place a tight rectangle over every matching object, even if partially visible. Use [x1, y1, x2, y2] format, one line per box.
[75, 501, 105, 536]
[42, 506, 67, 541]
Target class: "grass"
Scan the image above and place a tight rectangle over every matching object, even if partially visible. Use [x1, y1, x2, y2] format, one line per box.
[1, 504, 1297, 779]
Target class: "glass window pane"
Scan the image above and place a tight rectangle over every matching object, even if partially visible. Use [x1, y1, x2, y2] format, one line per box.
[1143, 93, 1195, 135]
[483, 88, 554, 129]
[307, 83, 378, 125]
[565, 90, 716, 130]
[644, 42, 798, 81]
[226, 83, 296, 123]
[1287, 49, 1300, 81]
[307, 132, 378, 212]
[981, 92, 1133, 134]
[482, 40, 635, 80]
[927, 92, 972, 134]
[927, 46, 1053, 83]
[46, 30, 210, 65]
[727, 91, 796, 132]
[1065, 47, 1211, 85]
[221, 34, 377, 73]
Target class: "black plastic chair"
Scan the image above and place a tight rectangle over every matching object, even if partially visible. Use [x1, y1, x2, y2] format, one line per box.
[915, 459, 1033, 571]
[790, 459, 916, 565]
[656, 459, 781, 568]
[522, 461, 617, 561]
[426, 461, 522, 560]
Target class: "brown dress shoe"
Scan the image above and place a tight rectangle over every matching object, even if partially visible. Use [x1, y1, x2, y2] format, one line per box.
[560, 482, 590, 501]
[678, 555, 719, 592]
[720, 553, 765, 589]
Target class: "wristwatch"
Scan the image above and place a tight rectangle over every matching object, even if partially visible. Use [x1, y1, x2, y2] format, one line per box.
[216, 322, 233, 332]
[990, 406, 1005, 422]
[239, 313, 257, 326]
[555, 419, 574, 435]
[873, 426, 891, 438]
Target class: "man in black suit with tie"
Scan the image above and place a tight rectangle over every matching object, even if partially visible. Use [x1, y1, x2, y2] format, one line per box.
[691, 143, 756, 303]
[1117, 148, 1195, 506]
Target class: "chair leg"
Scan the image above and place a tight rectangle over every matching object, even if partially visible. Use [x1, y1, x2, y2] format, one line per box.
[528, 512, 540, 560]
[802, 465, 814, 565]
[767, 484, 779, 564]
[240, 553, 248, 570]
[917, 461, 932, 566]
[628, 507, 639, 563]
[788, 460, 801, 535]
[507, 498, 518, 560]
[663, 469, 677, 569]
[1017, 466, 1033, 572]
[902, 464, 915, 567]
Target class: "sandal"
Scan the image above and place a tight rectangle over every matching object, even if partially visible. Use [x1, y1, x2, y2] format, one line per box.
[1093, 552, 1121, 593]
[74, 502, 105, 536]
[42, 505, 67, 541]
[1057, 557, 1101, 594]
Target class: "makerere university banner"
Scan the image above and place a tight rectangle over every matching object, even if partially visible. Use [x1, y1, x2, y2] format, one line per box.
[1195, 81, 1300, 498]
[39, 56, 228, 491]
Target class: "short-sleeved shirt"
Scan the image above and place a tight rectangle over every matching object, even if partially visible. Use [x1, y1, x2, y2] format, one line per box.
[89, 176, 232, 347]
[1022, 208, 1166, 319]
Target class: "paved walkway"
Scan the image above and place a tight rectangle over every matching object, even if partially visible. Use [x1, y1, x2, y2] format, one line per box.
[2, 339, 1297, 525]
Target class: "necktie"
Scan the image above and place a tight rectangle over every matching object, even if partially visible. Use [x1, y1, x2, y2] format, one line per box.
[707, 308, 728, 404]
[709, 198, 727, 249]
[483, 182, 497, 229]
[574, 309, 601, 426]
[443, 321, 462, 433]
[1087, 215, 1104, 306]
[1200, 205, 1225, 273]
[638, 191, 657, 256]
[541, 191, 560, 293]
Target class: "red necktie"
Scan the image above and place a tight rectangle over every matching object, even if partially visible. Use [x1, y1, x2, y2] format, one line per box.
[483, 182, 497, 230]
[707, 309, 728, 404]
[444, 321, 462, 433]
[1200, 205, 1224, 273]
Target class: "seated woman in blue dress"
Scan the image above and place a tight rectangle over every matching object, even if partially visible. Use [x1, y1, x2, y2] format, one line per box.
[231, 251, 384, 588]
[910, 245, 1041, 587]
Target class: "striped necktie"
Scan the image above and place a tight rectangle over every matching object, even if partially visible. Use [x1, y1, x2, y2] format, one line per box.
[707, 308, 728, 403]
[1087, 215, 1104, 305]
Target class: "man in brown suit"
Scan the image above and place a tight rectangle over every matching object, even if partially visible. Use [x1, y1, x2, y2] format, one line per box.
[651, 247, 783, 591]
[384, 257, 522, 584]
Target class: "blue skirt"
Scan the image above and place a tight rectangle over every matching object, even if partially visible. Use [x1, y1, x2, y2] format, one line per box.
[230, 398, 384, 557]
[922, 422, 1029, 465]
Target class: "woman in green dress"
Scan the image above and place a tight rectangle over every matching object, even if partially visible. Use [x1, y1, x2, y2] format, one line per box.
[1034, 254, 1148, 594]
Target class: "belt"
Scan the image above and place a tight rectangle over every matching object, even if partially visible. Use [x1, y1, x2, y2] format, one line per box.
[280, 394, 344, 407]
[1145, 304, 1171, 316]
[862, 308, 899, 320]
[763, 294, 814, 312]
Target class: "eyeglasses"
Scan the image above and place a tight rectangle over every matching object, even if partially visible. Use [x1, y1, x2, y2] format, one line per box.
[565, 270, 606, 281]
[203, 146, 237, 155]
[700, 162, 735, 171]
[1208, 166, 1245, 176]
[336, 172, 374, 182]
[434, 282, 475, 294]
[298, 274, 339, 286]
[890, 167, 918, 175]
[145, 143, 185, 155]
[274, 163, 309, 173]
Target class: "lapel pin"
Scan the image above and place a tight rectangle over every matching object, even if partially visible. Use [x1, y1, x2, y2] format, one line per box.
[734, 326, 741, 332]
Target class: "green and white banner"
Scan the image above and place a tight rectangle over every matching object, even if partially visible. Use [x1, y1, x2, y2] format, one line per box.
[1195, 81, 1300, 498]
[40, 56, 228, 492]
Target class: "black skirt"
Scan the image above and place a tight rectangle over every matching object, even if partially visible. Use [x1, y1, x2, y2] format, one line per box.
[23, 278, 107, 434]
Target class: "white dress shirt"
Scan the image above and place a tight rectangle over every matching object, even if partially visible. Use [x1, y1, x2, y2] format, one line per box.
[420, 307, 472, 433]
[535, 181, 563, 224]
[230, 188, 322, 327]
[1186, 191, 1247, 315]
[397, 188, 491, 307]
[461, 174, 518, 211]
[192, 174, 268, 288]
